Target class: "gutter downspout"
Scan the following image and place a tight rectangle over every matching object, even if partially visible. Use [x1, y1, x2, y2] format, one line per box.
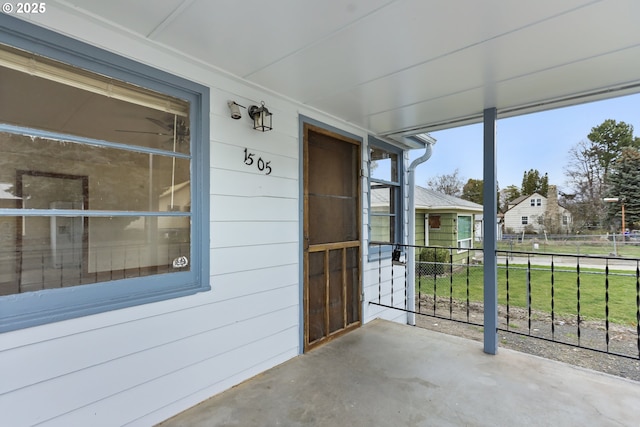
[406, 134, 436, 326]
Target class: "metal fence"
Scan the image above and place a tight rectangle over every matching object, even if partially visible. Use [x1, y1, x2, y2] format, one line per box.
[370, 243, 640, 361]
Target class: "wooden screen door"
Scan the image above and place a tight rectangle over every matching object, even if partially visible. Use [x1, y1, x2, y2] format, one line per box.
[303, 123, 361, 351]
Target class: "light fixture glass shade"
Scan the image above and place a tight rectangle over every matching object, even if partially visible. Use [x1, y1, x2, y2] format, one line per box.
[248, 102, 273, 132]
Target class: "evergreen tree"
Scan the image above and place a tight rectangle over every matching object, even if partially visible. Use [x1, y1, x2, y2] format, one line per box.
[539, 173, 549, 197]
[606, 147, 640, 229]
[565, 120, 640, 230]
[521, 169, 548, 196]
[587, 119, 640, 181]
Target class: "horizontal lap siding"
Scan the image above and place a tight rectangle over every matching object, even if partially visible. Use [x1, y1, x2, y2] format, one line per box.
[362, 260, 408, 325]
[0, 9, 306, 425]
[0, 7, 408, 426]
[3, 304, 299, 426]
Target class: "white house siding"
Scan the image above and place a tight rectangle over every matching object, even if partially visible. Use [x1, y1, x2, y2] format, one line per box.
[0, 9, 409, 426]
[503, 192, 572, 235]
[503, 193, 547, 234]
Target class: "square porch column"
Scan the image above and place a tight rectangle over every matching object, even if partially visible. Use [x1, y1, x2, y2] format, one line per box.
[483, 107, 498, 354]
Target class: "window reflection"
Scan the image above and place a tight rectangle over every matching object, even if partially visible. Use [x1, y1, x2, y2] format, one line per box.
[0, 61, 190, 154]
[370, 147, 398, 182]
[1, 133, 190, 212]
[0, 215, 190, 296]
[0, 46, 192, 297]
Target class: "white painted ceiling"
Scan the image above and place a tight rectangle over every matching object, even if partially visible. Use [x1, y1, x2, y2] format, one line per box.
[49, 0, 640, 136]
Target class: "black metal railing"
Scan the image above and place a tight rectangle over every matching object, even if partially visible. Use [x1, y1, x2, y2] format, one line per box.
[369, 243, 640, 361]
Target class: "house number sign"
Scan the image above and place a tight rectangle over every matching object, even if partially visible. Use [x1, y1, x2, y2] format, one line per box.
[243, 148, 272, 175]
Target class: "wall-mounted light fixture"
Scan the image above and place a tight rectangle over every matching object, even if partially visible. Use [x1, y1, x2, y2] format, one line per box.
[227, 101, 245, 120]
[248, 101, 273, 132]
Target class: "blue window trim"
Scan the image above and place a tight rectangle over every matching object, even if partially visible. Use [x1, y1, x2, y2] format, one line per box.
[367, 136, 404, 261]
[0, 14, 210, 333]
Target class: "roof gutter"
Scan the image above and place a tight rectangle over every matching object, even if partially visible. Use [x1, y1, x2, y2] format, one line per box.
[406, 134, 436, 326]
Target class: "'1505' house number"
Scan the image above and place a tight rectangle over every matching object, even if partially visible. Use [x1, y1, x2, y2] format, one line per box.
[244, 148, 272, 175]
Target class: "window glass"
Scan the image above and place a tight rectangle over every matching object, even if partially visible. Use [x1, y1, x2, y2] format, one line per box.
[458, 216, 472, 240]
[3, 134, 190, 212]
[457, 215, 472, 249]
[0, 215, 189, 296]
[369, 141, 400, 247]
[522, 216, 528, 224]
[370, 185, 395, 215]
[370, 185, 395, 242]
[370, 215, 395, 243]
[0, 47, 190, 154]
[370, 147, 398, 183]
[0, 46, 191, 298]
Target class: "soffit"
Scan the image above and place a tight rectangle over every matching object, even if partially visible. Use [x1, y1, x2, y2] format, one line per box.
[44, 0, 640, 135]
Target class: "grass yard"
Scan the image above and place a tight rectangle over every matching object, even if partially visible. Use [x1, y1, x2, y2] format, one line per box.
[416, 264, 639, 326]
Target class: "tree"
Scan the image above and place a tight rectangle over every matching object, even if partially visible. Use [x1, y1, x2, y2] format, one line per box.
[605, 147, 640, 230]
[461, 179, 483, 204]
[564, 120, 640, 230]
[587, 119, 640, 181]
[521, 169, 548, 196]
[564, 139, 607, 229]
[500, 185, 521, 212]
[426, 168, 463, 197]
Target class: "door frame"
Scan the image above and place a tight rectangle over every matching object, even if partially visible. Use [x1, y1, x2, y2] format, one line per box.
[299, 116, 363, 353]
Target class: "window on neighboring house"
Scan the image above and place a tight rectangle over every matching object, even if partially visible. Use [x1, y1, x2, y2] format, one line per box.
[369, 138, 402, 257]
[563, 215, 568, 225]
[457, 215, 472, 249]
[429, 215, 441, 229]
[522, 216, 528, 225]
[530, 199, 535, 206]
[537, 199, 542, 206]
[0, 23, 209, 332]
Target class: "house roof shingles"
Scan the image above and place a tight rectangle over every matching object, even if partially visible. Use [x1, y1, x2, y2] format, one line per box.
[414, 186, 483, 211]
[371, 185, 482, 212]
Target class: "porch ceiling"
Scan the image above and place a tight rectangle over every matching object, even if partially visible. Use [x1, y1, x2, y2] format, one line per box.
[48, 0, 640, 136]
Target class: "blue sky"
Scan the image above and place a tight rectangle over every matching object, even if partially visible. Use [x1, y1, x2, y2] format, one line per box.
[411, 93, 640, 193]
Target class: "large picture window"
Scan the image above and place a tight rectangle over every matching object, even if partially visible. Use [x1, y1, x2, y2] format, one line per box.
[369, 138, 402, 257]
[0, 18, 209, 332]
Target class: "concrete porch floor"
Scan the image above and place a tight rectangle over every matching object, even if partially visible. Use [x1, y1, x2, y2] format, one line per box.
[160, 320, 640, 426]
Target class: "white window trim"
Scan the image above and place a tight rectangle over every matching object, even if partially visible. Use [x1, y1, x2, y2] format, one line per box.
[424, 215, 430, 246]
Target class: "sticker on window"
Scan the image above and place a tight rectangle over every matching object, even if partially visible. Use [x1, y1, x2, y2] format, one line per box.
[172, 256, 189, 268]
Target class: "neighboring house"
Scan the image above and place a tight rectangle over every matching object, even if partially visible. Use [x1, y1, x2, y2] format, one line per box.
[413, 186, 483, 250]
[503, 185, 572, 234]
[477, 214, 504, 242]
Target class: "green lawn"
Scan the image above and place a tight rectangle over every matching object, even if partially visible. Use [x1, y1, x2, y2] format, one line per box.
[416, 264, 639, 325]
